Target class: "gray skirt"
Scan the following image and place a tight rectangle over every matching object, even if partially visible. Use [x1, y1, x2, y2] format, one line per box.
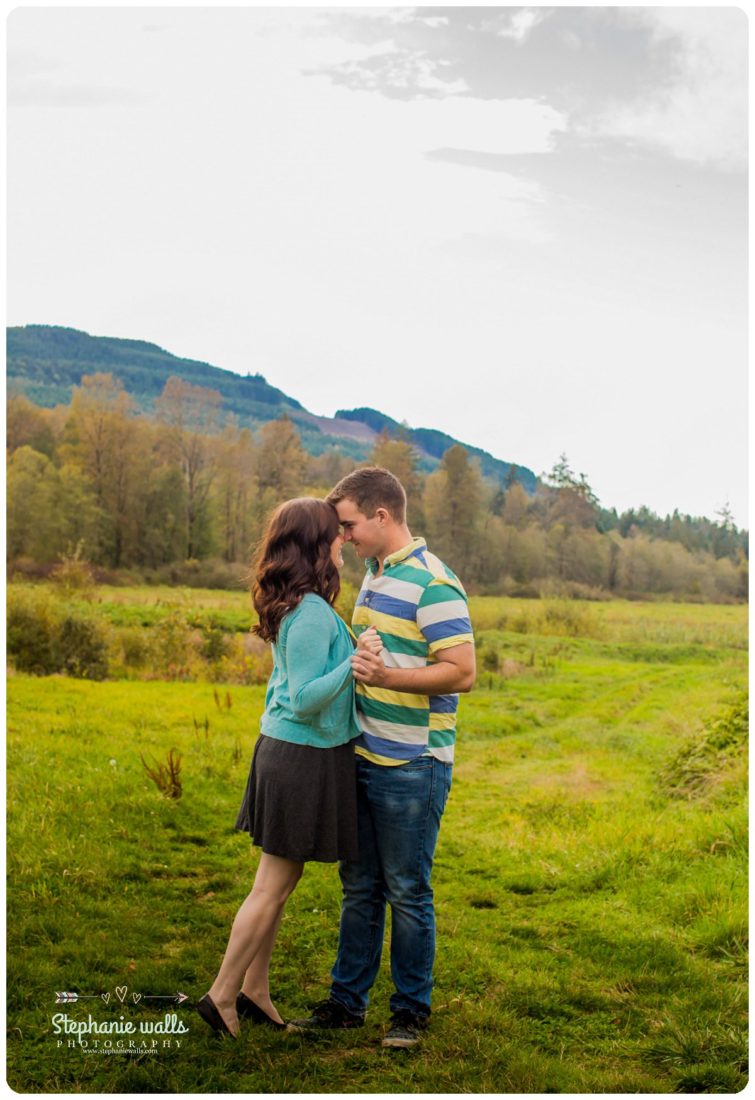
[235, 734, 358, 863]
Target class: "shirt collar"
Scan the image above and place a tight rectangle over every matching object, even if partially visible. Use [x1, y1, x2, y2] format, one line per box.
[366, 537, 427, 575]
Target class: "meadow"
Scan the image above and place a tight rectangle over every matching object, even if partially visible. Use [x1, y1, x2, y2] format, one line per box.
[6, 588, 748, 1093]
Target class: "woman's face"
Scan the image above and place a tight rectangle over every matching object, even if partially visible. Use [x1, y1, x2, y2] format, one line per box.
[330, 531, 345, 569]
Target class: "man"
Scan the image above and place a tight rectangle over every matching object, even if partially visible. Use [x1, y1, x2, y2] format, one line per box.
[288, 467, 475, 1048]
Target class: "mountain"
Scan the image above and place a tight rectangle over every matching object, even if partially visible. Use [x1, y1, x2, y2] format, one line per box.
[6, 324, 535, 487]
[335, 407, 536, 490]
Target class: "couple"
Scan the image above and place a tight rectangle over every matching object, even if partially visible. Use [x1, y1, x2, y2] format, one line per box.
[197, 466, 475, 1049]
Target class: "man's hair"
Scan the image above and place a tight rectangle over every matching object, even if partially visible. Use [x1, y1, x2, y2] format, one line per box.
[326, 466, 407, 523]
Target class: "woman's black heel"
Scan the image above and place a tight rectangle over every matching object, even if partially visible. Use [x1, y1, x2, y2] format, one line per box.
[197, 993, 235, 1037]
[236, 992, 286, 1029]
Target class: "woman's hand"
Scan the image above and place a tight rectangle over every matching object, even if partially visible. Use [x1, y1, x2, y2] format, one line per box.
[357, 626, 383, 655]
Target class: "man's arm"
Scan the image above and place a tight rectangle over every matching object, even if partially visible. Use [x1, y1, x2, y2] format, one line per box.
[350, 642, 476, 694]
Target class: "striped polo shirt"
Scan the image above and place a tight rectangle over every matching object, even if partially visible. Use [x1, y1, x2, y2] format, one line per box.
[352, 537, 474, 767]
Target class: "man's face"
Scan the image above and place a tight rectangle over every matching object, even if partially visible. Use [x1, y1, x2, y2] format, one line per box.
[334, 498, 385, 560]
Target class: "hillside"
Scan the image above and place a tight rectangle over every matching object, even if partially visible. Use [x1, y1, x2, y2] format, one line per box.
[7, 324, 534, 485]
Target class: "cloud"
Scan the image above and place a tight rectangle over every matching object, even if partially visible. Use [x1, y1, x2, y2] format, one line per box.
[8, 43, 145, 109]
[489, 8, 552, 46]
[312, 8, 746, 171]
[587, 8, 747, 169]
[386, 10, 449, 30]
[307, 45, 469, 99]
[9, 82, 146, 108]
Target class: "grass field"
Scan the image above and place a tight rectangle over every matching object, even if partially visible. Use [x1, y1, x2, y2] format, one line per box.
[6, 594, 748, 1093]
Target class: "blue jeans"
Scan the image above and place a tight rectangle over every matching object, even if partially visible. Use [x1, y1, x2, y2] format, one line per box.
[329, 755, 453, 1018]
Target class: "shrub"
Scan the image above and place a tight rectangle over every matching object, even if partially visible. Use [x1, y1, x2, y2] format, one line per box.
[541, 598, 598, 638]
[659, 694, 748, 800]
[200, 624, 230, 662]
[7, 589, 61, 675]
[146, 558, 248, 590]
[114, 626, 154, 671]
[151, 612, 197, 678]
[478, 642, 500, 673]
[49, 545, 97, 599]
[211, 633, 273, 685]
[7, 558, 58, 582]
[7, 588, 109, 679]
[57, 616, 109, 680]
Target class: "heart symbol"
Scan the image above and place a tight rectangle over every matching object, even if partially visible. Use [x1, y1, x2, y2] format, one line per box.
[101, 993, 110, 1004]
[132, 993, 142, 1004]
[115, 986, 128, 1003]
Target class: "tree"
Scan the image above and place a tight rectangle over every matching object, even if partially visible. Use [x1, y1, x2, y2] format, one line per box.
[156, 377, 223, 559]
[501, 482, 531, 529]
[60, 373, 138, 565]
[540, 452, 600, 529]
[423, 444, 482, 575]
[307, 447, 355, 491]
[370, 431, 425, 530]
[7, 447, 101, 562]
[712, 502, 740, 560]
[7, 447, 63, 561]
[212, 420, 258, 563]
[7, 395, 56, 457]
[257, 416, 307, 500]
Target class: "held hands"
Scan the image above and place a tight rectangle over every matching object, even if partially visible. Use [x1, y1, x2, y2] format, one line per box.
[357, 626, 383, 655]
[351, 627, 387, 686]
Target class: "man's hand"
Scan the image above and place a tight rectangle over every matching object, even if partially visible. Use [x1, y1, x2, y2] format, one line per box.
[351, 648, 388, 686]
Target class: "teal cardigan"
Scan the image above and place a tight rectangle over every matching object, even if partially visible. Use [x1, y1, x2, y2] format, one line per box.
[259, 592, 361, 748]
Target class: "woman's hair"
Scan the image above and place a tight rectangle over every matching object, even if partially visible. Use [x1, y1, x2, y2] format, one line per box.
[252, 497, 341, 643]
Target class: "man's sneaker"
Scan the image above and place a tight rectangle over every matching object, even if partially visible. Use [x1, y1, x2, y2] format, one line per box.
[381, 1009, 428, 1049]
[286, 998, 365, 1033]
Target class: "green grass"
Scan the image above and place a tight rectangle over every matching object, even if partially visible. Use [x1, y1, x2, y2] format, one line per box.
[6, 596, 748, 1093]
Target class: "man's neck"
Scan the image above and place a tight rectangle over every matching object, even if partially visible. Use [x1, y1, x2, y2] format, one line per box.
[375, 527, 413, 574]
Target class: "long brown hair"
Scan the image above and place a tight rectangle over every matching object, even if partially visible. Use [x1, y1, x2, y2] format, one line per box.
[252, 497, 341, 643]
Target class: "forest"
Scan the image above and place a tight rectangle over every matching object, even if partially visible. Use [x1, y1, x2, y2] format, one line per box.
[7, 372, 748, 602]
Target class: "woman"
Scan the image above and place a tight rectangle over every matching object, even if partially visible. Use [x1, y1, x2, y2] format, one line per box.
[197, 497, 381, 1038]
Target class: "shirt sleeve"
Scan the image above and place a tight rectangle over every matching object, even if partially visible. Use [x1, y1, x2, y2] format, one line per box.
[285, 600, 354, 718]
[416, 580, 474, 655]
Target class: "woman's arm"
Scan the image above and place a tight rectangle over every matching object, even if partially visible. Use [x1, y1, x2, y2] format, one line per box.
[285, 602, 355, 719]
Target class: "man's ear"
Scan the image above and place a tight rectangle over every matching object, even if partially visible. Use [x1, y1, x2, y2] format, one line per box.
[375, 507, 390, 526]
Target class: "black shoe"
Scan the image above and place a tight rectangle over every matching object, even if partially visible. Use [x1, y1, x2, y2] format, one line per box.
[381, 1009, 428, 1049]
[236, 991, 286, 1030]
[196, 993, 235, 1038]
[286, 998, 365, 1033]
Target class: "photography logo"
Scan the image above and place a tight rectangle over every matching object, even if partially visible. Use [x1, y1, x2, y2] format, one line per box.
[52, 986, 190, 1056]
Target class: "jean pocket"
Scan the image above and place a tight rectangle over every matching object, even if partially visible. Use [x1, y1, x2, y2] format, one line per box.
[402, 755, 433, 771]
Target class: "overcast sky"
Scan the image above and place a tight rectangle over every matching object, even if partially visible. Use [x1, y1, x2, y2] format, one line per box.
[7, 5, 748, 525]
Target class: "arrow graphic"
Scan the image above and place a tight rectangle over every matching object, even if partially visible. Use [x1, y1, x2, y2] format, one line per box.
[142, 993, 189, 1004]
[55, 990, 189, 1005]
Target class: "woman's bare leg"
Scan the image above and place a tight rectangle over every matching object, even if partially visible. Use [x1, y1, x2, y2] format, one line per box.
[239, 906, 287, 1023]
[207, 853, 303, 1035]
